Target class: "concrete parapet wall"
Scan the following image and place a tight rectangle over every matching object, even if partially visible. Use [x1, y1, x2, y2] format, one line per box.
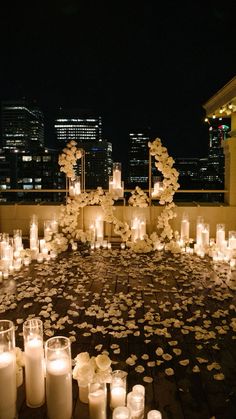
[0, 204, 236, 239]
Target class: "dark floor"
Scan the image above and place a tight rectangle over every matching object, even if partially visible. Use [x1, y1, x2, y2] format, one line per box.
[1, 247, 236, 419]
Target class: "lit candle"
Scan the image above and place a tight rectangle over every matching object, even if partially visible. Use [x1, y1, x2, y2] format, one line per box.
[39, 239, 46, 253]
[0, 352, 16, 419]
[147, 410, 162, 419]
[95, 218, 104, 241]
[45, 337, 72, 419]
[120, 243, 125, 250]
[0, 320, 17, 419]
[216, 224, 225, 248]
[24, 319, 45, 408]
[180, 214, 190, 242]
[37, 254, 44, 263]
[113, 406, 131, 419]
[196, 216, 204, 246]
[110, 370, 127, 409]
[89, 382, 107, 419]
[201, 224, 210, 247]
[228, 231, 236, 250]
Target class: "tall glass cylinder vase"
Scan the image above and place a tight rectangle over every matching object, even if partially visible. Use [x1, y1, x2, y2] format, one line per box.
[30, 215, 38, 250]
[45, 336, 72, 419]
[201, 223, 210, 248]
[110, 370, 127, 409]
[196, 216, 204, 246]
[23, 318, 45, 407]
[216, 224, 225, 248]
[88, 382, 107, 419]
[180, 213, 190, 242]
[229, 231, 236, 250]
[13, 229, 23, 251]
[0, 320, 16, 419]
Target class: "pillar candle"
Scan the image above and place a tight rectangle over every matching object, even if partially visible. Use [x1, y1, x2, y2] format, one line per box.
[0, 352, 16, 419]
[89, 382, 107, 419]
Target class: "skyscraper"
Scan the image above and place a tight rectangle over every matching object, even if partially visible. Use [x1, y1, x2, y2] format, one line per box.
[54, 109, 102, 146]
[127, 132, 150, 188]
[1, 100, 44, 151]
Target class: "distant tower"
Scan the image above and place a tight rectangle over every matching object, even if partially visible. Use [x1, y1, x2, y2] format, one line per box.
[54, 109, 102, 147]
[128, 132, 150, 188]
[207, 123, 228, 187]
[1, 99, 44, 151]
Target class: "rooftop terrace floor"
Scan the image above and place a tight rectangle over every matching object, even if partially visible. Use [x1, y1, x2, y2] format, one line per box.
[1, 247, 236, 419]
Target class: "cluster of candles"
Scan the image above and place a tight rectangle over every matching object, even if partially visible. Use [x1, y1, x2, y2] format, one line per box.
[30, 215, 58, 263]
[109, 162, 124, 198]
[0, 215, 59, 280]
[69, 177, 81, 197]
[0, 319, 162, 419]
[0, 319, 72, 419]
[151, 177, 164, 198]
[180, 214, 236, 264]
[131, 218, 146, 242]
[90, 240, 113, 250]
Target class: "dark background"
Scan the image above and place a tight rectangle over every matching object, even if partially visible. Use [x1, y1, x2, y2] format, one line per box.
[0, 0, 235, 161]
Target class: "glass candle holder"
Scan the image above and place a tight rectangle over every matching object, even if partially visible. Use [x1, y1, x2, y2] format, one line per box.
[88, 381, 107, 419]
[201, 223, 210, 247]
[23, 318, 45, 408]
[45, 336, 72, 419]
[95, 218, 104, 242]
[44, 220, 53, 241]
[132, 385, 145, 397]
[30, 215, 38, 250]
[147, 410, 162, 419]
[0, 320, 17, 419]
[110, 370, 127, 409]
[13, 229, 23, 251]
[127, 391, 144, 419]
[228, 231, 236, 250]
[196, 216, 204, 246]
[216, 224, 225, 248]
[180, 213, 190, 242]
[113, 406, 131, 419]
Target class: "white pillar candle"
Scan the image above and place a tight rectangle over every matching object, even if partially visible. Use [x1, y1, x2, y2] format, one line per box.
[216, 224, 225, 248]
[228, 231, 236, 250]
[181, 219, 190, 242]
[89, 382, 107, 419]
[113, 406, 131, 419]
[23, 318, 45, 408]
[46, 358, 72, 419]
[111, 387, 126, 409]
[0, 320, 16, 419]
[95, 218, 104, 241]
[45, 337, 72, 419]
[0, 352, 16, 419]
[24, 337, 45, 407]
[39, 239, 46, 252]
[196, 223, 204, 246]
[201, 224, 210, 247]
[113, 169, 121, 189]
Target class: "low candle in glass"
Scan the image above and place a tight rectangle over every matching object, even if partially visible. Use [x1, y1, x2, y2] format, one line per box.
[23, 318, 45, 408]
[45, 336, 72, 419]
[127, 391, 144, 419]
[147, 410, 162, 419]
[0, 320, 17, 419]
[88, 382, 107, 419]
[110, 370, 127, 409]
[113, 406, 131, 419]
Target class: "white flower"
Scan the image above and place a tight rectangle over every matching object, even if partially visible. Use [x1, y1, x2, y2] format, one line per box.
[95, 354, 111, 371]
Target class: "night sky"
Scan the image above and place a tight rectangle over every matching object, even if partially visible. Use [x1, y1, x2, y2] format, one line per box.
[1, 0, 236, 161]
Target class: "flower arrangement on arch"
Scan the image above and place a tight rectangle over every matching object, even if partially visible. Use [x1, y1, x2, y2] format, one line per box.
[58, 140, 82, 179]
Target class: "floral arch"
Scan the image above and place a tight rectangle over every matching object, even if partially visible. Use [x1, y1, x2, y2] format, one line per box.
[48, 139, 180, 253]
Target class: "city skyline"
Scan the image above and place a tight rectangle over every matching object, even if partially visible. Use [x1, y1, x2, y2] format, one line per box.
[0, 1, 235, 160]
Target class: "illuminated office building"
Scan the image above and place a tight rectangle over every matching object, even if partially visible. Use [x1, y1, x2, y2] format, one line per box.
[78, 141, 113, 189]
[128, 132, 150, 188]
[1, 100, 44, 151]
[54, 110, 102, 146]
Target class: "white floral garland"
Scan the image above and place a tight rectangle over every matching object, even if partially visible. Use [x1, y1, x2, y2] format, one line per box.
[48, 138, 180, 253]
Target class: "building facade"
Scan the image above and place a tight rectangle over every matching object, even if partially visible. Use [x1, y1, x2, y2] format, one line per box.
[54, 110, 102, 146]
[127, 132, 150, 188]
[1, 100, 44, 151]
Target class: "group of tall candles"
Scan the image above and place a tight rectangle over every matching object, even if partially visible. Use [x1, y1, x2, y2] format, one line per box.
[131, 218, 146, 242]
[180, 213, 236, 263]
[0, 319, 162, 419]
